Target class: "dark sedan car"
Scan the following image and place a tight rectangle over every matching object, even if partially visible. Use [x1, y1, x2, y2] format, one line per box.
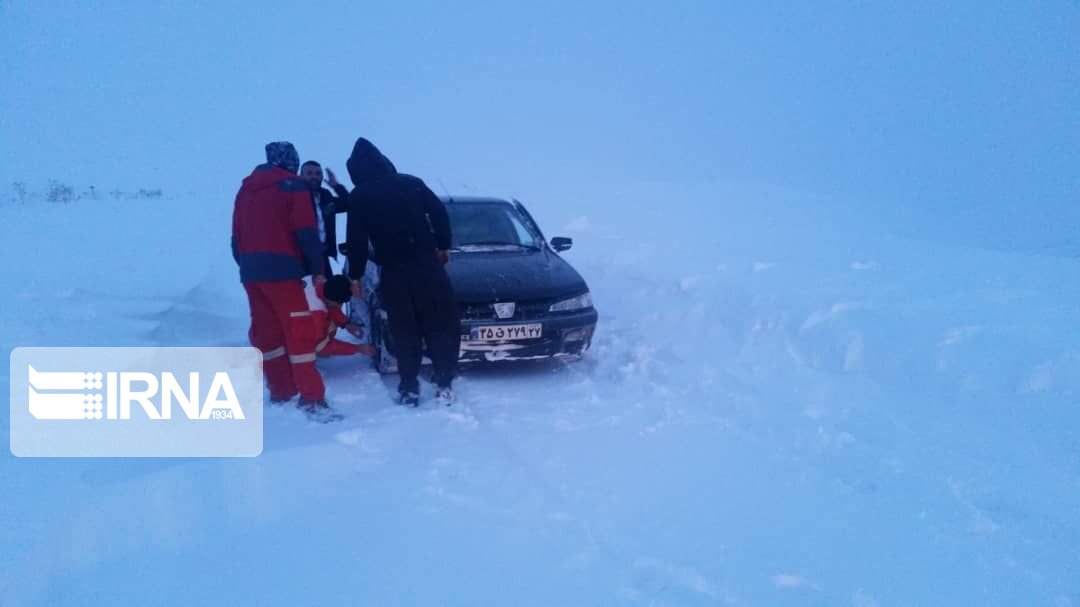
[361, 196, 598, 374]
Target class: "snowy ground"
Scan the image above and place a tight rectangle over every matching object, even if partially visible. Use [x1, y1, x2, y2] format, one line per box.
[1, 182, 1078, 606]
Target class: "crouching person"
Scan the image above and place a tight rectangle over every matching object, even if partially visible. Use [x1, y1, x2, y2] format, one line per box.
[309, 276, 377, 358]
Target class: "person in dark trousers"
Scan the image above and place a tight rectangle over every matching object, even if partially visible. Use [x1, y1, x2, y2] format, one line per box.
[300, 160, 350, 276]
[344, 137, 460, 407]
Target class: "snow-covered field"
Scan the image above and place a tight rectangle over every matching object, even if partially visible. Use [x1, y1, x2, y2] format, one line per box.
[3, 1, 1078, 603]
[2, 180, 1077, 606]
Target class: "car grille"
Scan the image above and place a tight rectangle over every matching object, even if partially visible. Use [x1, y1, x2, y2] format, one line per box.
[458, 299, 554, 321]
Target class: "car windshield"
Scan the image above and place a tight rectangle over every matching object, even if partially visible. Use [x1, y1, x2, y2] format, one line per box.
[448, 202, 541, 250]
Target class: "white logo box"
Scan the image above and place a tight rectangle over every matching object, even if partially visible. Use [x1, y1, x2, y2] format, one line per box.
[10, 347, 264, 457]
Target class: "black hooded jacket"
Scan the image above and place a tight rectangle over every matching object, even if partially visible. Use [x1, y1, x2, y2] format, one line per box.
[344, 138, 451, 280]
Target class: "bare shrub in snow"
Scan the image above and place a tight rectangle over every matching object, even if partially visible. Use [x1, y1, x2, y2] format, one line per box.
[46, 180, 76, 203]
[12, 181, 28, 204]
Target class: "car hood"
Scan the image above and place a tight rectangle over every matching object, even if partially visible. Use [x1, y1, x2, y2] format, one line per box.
[447, 248, 588, 302]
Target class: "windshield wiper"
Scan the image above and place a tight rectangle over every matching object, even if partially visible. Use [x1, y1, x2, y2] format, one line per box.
[458, 241, 540, 250]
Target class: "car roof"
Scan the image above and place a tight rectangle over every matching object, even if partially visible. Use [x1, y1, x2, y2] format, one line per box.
[439, 195, 514, 206]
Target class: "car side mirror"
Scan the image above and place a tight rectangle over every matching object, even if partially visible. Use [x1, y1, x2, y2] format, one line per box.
[550, 236, 573, 252]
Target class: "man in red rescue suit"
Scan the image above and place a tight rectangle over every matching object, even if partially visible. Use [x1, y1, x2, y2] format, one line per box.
[231, 141, 339, 420]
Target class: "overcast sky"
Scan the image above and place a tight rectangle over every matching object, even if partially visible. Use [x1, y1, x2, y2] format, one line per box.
[2, 1, 1076, 245]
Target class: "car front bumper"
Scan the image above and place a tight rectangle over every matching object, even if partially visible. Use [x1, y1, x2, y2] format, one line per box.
[458, 308, 598, 362]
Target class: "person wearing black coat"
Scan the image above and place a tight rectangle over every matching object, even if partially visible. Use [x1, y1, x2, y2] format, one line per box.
[300, 160, 350, 275]
[343, 137, 460, 406]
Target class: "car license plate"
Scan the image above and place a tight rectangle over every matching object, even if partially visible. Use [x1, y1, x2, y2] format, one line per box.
[469, 323, 543, 342]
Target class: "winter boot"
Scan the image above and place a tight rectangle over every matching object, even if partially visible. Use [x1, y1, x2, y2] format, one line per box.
[435, 387, 454, 407]
[397, 391, 420, 407]
[269, 393, 297, 406]
[298, 398, 343, 423]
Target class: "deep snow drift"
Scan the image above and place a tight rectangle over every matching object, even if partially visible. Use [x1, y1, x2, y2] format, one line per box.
[1, 181, 1077, 606]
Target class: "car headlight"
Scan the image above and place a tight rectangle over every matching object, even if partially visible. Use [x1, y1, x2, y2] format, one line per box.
[549, 291, 592, 312]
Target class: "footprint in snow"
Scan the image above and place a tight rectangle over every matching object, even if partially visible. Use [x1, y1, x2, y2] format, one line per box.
[424, 458, 484, 508]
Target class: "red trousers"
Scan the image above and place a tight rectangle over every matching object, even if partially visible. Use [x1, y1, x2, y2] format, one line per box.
[244, 280, 326, 401]
[318, 337, 362, 357]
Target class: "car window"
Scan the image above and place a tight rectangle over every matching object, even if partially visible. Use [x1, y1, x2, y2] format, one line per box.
[449, 203, 540, 248]
[510, 215, 534, 244]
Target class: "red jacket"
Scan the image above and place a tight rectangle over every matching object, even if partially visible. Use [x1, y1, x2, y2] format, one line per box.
[232, 164, 324, 283]
[304, 284, 359, 356]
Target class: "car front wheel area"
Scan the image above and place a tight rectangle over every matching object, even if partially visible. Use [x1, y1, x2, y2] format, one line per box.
[371, 309, 399, 375]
